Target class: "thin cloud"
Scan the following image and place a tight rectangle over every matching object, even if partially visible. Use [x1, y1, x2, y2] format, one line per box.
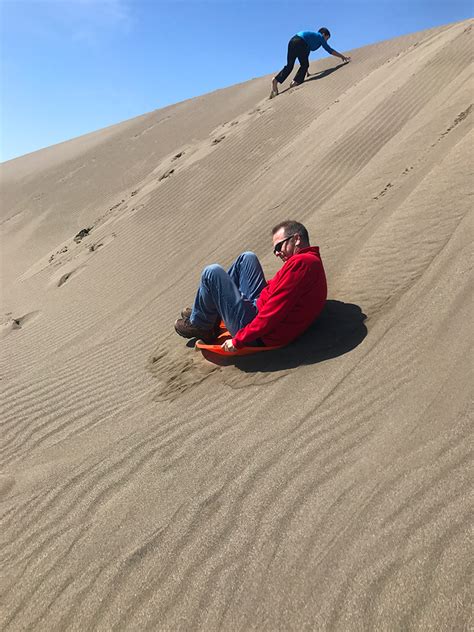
[62, 0, 134, 43]
[73, 0, 133, 29]
[2, 0, 135, 45]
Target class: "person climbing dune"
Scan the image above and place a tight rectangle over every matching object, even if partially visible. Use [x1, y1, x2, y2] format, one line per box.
[270, 27, 351, 98]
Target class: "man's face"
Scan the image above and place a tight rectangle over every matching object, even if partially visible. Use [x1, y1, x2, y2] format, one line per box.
[323, 33, 330, 42]
[272, 228, 298, 263]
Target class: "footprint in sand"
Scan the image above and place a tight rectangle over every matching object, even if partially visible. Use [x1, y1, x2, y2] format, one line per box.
[436, 105, 473, 144]
[54, 266, 86, 288]
[87, 233, 115, 252]
[108, 199, 126, 212]
[50, 233, 116, 288]
[159, 168, 175, 181]
[211, 136, 226, 145]
[171, 151, 185, 161]
[1, 311, 41, 338]
[373, 182, 394, 200]
[74, 227, 92, 243]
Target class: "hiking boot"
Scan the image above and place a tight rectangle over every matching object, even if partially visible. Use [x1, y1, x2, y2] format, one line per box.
[181, 307, 192, 319]
[174, 317, 217, 343]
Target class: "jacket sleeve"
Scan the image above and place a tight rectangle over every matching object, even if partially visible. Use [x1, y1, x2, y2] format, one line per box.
[233, 259, 309, 348]
[321, 39, 334, 54]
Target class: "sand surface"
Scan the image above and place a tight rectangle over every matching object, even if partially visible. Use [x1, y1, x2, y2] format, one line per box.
[1, 20, 472, 631]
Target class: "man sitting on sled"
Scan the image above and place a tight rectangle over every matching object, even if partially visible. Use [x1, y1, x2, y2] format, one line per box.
[174, 220, 327, 353]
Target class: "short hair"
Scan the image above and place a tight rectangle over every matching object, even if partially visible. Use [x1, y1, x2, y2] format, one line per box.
[272, 220, 310, 244]
[318, 27, 331, 38]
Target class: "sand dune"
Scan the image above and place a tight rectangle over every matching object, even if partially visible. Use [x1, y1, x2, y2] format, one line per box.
[1, 20, 472, 631]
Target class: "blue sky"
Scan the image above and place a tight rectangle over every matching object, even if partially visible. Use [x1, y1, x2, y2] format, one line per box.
[1, 0, 472, 162]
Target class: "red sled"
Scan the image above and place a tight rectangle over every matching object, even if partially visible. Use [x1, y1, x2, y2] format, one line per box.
[195, 325, 283, 357]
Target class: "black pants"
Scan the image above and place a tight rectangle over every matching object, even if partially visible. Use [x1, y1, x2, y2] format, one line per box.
[275, 35, 310, 85]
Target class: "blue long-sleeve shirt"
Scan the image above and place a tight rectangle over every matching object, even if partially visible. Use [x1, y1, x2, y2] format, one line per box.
[296, 31, 334, 54]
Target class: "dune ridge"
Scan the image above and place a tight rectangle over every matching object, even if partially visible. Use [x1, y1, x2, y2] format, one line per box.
[0, 20, 472, 630]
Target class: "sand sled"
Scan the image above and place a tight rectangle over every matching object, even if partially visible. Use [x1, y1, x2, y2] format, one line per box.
[195, 326, 283, 357]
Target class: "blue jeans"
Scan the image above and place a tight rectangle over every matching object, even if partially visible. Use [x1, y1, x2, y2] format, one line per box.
[191, 251, 267, 337]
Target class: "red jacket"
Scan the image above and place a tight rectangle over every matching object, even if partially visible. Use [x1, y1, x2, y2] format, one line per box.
[233, 246, 327, 348]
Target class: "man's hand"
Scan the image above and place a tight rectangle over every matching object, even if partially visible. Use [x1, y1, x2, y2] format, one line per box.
[221, 339, 237, 353]
[333, 50, 351, 63]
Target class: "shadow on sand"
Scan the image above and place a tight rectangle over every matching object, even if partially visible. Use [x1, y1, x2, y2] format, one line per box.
[277, 62, 348, 97]
[306, 61, 348, 83]
[198, 300, 367, 371]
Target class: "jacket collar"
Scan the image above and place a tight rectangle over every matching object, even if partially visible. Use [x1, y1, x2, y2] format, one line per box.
[296, 246, 320, 256]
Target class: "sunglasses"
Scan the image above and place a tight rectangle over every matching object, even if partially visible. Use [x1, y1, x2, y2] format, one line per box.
[273, 234, 295, 255]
